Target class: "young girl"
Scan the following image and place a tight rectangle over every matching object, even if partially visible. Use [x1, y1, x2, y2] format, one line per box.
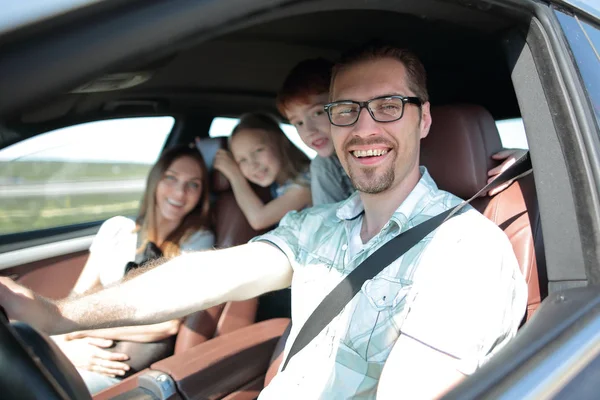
[211, 112, 311, 230]
[53, 145, 214, 394]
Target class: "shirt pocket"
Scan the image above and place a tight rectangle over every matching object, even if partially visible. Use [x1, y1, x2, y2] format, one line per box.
[362, 276, 413, 311]
[340, 276, 413, 362]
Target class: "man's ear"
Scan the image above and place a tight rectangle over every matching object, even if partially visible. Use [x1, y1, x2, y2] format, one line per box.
[419, 102, 432, 139]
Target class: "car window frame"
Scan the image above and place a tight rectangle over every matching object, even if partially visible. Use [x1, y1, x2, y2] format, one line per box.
[0, 114, 177, 251]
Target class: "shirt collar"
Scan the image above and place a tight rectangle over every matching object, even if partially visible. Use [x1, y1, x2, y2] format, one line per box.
[336, 167, 440, 227]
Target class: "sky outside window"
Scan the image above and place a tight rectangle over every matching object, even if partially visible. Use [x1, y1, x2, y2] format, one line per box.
[0, 117, 174, 164]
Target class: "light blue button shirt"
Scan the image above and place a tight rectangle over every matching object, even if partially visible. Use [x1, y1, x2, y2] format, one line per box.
[254, 167, 527, 399]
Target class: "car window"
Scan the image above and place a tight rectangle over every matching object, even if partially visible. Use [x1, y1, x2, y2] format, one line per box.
[580, 19, 600, 125]
[564, 0, 600, 19]
[0, 117, 173, 236]
[496, 118, 529, 149]
[209, 116, 317, 158]
[555, 10, 600, 128]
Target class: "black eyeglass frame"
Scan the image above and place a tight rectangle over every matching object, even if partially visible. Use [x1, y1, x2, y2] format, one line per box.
[323, 95, 423, 127]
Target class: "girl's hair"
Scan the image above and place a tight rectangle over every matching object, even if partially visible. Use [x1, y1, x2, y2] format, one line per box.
[230, 112, 310, 186]
[135, 145, 211, 258]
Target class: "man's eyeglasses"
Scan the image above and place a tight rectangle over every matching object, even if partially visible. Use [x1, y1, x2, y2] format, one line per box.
[324, 95, 422, 127]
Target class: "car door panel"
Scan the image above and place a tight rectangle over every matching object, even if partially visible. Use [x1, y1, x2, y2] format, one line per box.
[93, 318, 290, 400]
[0, 237, 92, 299]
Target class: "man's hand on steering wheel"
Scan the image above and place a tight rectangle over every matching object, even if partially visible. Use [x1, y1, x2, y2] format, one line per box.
[0, 276, 63, 333]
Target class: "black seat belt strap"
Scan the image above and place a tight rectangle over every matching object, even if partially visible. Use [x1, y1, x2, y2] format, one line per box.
[281, 152, 532, 371]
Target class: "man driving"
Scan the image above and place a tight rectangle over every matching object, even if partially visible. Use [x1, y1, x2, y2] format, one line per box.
[0, 43, 527, 399]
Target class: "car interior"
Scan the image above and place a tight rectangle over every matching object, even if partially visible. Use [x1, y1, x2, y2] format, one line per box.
[0, 0, 598, 399]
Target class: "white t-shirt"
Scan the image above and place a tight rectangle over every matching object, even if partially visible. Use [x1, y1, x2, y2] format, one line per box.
[88, 216, 215, 287]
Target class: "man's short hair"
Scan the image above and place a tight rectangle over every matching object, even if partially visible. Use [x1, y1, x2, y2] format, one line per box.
[332, 43, 429, 103]
[276, 58, 334, 117]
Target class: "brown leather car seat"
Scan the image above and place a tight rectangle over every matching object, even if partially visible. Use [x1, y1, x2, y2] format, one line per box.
[421, 104, 546, 321]
[173, 137, 271, 354]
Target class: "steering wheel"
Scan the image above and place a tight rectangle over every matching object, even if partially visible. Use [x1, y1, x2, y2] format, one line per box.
[0, 306, 92, 400]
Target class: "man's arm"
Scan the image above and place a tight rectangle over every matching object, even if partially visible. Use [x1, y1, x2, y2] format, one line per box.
[0, 242, 292, 334]
[377, 335, 465, 400]
[65, 319, 183, 342]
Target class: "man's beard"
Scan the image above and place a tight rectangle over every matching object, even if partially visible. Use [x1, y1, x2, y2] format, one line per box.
[342, 120, 422, 194]
[342, 136, 396, 194]
[348, 161, 395, 194]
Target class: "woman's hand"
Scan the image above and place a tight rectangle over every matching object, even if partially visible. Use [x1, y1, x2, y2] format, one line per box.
[487, 149, 528, 196]
[214, 148, 243, 181]
[54, 335, 130, 377]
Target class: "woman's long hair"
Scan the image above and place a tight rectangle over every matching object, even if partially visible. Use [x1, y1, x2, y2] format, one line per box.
[231, 112, 310, 186]
[135, 145, 211, 258]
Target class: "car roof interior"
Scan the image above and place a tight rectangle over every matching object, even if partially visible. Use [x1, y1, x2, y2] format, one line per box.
[1, 0, 530, 142]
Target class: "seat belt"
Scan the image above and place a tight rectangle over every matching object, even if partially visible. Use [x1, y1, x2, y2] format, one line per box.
[281, 152, 533, 371]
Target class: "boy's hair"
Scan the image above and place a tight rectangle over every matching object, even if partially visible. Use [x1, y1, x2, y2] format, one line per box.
[276, 58, 334, 117]
[332, 42, 429, 103]
[230, 112, 310, 186]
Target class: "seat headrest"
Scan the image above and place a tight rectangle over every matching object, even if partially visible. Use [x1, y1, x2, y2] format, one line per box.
[194, 137, 231, 193]
[420, 104, 504, 199]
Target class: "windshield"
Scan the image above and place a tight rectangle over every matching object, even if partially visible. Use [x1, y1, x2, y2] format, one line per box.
[1, 0, 105, 35]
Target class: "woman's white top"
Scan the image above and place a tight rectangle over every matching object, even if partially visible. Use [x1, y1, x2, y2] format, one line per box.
[88, 216, 215, 287]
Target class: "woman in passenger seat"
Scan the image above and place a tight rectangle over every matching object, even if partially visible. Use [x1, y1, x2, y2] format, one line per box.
[208, 112, 312, 230]
[52, 145, 214, 395]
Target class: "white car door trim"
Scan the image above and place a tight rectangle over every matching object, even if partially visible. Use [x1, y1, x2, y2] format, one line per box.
[0, 235, 94, 271]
